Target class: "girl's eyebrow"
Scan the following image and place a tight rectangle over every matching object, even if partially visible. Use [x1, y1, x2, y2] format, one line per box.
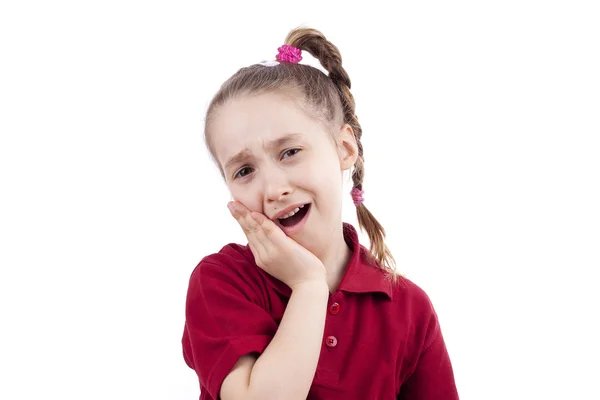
[265, 132, 304, 152]
[224, 148, 252, 172]
[223, 132, 304, 171]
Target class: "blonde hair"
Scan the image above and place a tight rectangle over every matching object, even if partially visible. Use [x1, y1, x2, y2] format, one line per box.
[204, 26, 400, 281]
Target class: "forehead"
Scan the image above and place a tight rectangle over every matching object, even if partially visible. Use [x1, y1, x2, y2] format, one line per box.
[210, 92, 327, 165]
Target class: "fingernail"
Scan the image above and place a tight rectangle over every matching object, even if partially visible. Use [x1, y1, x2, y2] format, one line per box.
[229, 202, 243, 215]
[227, 202, 236, 214]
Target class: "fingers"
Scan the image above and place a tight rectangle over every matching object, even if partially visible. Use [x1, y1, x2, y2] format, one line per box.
[250, 211, 276, 237]
[228, 202, 254, 232]
[228, 201, 268, 257]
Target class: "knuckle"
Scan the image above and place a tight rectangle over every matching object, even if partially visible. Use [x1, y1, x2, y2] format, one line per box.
[249, 224, 260, 233]
[261, 253, 273, 264]
[244, 223, 258, 233]
[262, 222, 274, 235]
[264, 248, 277, 264]
[256, 259, 270, 272]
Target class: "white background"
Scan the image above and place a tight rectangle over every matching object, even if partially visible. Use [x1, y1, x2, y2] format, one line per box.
[1, 1, 599, 399]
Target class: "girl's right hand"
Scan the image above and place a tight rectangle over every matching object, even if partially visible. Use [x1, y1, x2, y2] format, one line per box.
[228, 201, 327, 291]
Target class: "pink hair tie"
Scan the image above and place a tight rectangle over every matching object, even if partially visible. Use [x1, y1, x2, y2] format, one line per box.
[351, 187, 365, 207]
[276, 44, 302, 64]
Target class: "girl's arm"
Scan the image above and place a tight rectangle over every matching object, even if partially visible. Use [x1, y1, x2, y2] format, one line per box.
[220, 280, 329, 400]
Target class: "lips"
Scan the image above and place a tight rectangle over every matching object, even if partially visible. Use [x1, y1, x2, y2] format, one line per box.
[271, 202, 311, 221]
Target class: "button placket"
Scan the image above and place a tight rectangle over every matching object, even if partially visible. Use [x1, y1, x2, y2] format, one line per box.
[325, 299, 341, 349]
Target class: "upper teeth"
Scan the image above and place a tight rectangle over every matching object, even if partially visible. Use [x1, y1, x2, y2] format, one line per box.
[280, 204, 304, 219]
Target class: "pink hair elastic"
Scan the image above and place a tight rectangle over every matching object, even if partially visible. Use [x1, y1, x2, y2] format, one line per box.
[351, 187, 365, 207]
[276, 45, 302, 64]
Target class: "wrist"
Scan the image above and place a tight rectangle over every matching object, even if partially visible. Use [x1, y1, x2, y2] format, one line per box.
[290, 279, 328, 293]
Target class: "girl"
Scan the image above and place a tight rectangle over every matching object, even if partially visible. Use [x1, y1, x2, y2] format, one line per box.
[182, 26, 458, 400]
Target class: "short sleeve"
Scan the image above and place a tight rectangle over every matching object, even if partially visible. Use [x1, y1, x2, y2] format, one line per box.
[398, 282, 459, 400]
[182, 255, 278, 399]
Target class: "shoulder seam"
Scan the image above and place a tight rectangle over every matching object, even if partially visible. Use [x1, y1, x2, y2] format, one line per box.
[422, 321, 441, 353]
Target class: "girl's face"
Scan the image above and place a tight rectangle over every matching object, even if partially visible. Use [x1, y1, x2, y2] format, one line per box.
[209, 91, 357, 254]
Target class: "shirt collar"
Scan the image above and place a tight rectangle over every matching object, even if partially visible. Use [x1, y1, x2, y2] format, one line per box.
[249, 223, 393, 300]
[337, 223, 393, 299]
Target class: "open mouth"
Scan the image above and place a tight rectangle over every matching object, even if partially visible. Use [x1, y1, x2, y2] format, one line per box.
[278, 203, 311, 227]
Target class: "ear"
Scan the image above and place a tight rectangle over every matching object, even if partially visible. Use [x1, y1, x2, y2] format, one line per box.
[337, 123, 359, 171]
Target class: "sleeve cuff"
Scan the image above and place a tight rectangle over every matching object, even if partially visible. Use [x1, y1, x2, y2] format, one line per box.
[206, 335, 272, 399]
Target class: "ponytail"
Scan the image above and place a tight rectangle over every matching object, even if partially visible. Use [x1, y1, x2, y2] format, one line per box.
[285, 27, 399, 279]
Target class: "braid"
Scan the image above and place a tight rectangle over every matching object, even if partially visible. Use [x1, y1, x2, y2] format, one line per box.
[284, 28, 351, 88]
[285, 27, 397, 278]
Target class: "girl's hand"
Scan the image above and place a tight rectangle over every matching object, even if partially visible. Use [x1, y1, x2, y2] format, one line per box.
[228, 201, 327, 290]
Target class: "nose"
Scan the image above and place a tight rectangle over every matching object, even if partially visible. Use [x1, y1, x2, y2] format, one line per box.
[262, 166, 293, 203]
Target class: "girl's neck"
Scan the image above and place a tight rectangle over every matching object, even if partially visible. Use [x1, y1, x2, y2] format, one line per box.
[318, 226, 353, 293]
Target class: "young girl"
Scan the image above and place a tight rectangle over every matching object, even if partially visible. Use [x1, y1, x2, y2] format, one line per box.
[182, 26, 458, 400]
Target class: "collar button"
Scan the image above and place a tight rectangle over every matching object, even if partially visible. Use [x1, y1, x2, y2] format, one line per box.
[329, 302, 340, 315]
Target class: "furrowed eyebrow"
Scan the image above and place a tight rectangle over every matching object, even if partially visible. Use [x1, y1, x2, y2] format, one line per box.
[223, 133, 304, 172]
[224, 148, 252, 173]
[265, 132, 304, 152]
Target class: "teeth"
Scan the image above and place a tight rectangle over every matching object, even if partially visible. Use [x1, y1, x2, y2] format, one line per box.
[281, 207, 300, 219]
[275, 204, 308, 220]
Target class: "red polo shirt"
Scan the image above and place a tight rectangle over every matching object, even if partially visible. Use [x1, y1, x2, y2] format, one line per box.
[182, 223, 458, 399]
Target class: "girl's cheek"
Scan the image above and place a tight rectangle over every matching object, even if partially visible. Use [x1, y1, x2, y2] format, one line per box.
[230, 190, 261, 213]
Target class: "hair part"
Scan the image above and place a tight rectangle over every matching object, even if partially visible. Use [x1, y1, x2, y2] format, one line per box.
[204, 26, 400, 281]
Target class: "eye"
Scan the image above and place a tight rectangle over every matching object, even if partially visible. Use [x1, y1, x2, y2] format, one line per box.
[282, 148, 301, 159]
[234, 167, 253, 180]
